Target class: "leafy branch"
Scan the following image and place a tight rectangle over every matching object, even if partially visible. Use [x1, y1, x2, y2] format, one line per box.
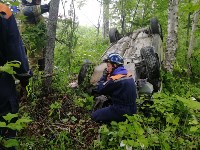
[0, 61, 21, 75]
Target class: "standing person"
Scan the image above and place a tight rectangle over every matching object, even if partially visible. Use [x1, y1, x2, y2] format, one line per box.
[0, 3, 32, 149]
[92, 53, 137, 123]
[20, 0, 50, 71]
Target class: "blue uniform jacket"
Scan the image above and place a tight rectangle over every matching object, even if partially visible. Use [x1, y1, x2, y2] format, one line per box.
[97, 66, 137, 107]
[92, 66, 137, 123]
[0, 3, 31, 115]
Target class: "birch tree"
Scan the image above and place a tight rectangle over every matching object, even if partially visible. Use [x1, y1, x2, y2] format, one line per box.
[186, 0, 191, 47]
[164, 0, 179, 72]
[43, 0, 60, 94]
[103, 0, 110, 38]
[187, 0, 199, 75]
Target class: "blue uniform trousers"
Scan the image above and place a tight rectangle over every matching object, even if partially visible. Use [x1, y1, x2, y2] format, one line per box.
[0, 74, 17, 150]
[91, 104, 136, 123]
[0, 73, 18, 116]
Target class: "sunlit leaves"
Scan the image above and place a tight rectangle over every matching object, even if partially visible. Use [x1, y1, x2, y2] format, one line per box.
[3, 139, 19, 148]
[179, 1, 200, 13]
[0, 61, 20, 75]
[0, 0, 20, 6]
[96, 93, 200, 149]
[3, 113, 18, 123]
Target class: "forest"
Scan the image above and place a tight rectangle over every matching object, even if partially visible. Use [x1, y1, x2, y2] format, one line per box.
[0, 0, 200, 149]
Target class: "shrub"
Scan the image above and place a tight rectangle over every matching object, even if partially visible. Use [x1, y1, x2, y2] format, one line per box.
[94, 93, 200, 150]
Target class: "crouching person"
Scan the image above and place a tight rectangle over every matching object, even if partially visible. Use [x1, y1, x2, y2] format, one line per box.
[91, 53, 137, 123]
[0, 3, 32, 149]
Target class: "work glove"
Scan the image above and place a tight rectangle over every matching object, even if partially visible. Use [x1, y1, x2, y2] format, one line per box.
[92, 95, 108, 112]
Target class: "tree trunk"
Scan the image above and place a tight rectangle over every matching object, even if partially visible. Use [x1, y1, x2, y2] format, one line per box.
[187, 1, 199, 75]
[103, 0, 110, 38]
[188, 12, 199, 59]
[121, 0, 126, 35]
[68, 0, 76, 70]
[43, 0, 60, 94]
[186, 0, 191, 47]
[164, 0, 179, 72]
[186, 12, 191, 47]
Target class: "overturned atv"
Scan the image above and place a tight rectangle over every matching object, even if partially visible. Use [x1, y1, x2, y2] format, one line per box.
[78, 18, 163, 97]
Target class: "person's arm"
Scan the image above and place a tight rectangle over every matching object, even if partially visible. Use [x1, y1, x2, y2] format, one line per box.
[0, 5, 32, 87]
[40, 4, 50, 14]
[97, 79, 117, 95]
[5, 14, 32, 81]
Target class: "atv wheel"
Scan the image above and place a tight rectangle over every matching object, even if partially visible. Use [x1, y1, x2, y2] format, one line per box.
[140, 46, 161, 92]
[150, 18, 163, 41]
[109, 28, 120, 43]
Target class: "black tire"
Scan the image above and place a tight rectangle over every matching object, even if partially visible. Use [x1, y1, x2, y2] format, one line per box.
[78, 62, 94, 90]
[140, 46, 161, 92]
[150, 18, 163, 41]
[109, 28, 120, 43]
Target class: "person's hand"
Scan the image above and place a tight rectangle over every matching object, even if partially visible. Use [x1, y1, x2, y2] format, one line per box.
[106, 74, 111, 81]
[103, 68, 108, 77]
[20, 79, 29, 88]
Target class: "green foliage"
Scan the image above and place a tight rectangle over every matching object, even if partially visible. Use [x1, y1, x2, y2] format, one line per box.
[49, 101, 62, 117]
[0, 61, 20, 75]
[161, 68, 200, 100]
[48, 131, 73, 150]
[110, 0, 168, 35]
[0, 0, 20, 6]
[74, 92, 94, 110]
[179, 1, 200, 13]
[20, 131, 75, 150]
[75, 26, 108, 63]
[55, 19, 79, 73]
[21, 20, 47, 55]
[94, 93, 200, 149]
[3, 139, 19, 148]
[0, 113, 32, 131]
[0, 113, 32, 148]
[27, 70, 43, 99]
[177, 0, 200, 73]
[54, 25, 108, 93]
[55, 25, 108, 75]
[191, 49, 200, 77]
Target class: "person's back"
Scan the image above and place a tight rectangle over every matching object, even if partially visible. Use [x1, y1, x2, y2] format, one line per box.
[20, 0, 50, 71]
[109, 73, 137, 108]
[97, 66, 137, 107]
